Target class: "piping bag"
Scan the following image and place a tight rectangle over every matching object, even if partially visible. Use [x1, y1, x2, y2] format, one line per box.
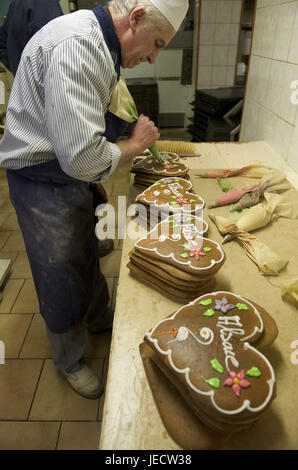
[208, 192, 298, 275]
[109, 76, 162, 163]
[209, 171, 291, 210]
[196, 164, 276, 179]
[280, 277, 298, 304]
[208, 213, 289, 276]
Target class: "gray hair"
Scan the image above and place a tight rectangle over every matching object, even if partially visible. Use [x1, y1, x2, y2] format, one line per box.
[108, 0, 172, 31]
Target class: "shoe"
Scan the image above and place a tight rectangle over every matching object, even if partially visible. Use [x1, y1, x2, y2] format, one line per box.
[86, 307, 114, 334]
[63, 364, 104, 399]
[98, 239, 114, 258]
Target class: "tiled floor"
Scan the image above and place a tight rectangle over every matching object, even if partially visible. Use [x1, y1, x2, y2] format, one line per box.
[0, 128, 191, 450]
[0, 163, 131, 450]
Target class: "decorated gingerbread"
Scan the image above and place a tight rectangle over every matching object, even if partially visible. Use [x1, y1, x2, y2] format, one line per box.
[131, 152, 189, 177]
[142, 291, 277, 440]
[135, 215, 224, 275]
[135, 177, 205, 218]
[128, 215, 225, 301]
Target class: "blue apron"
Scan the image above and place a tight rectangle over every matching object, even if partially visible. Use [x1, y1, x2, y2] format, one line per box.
[6, 6, 128, 334]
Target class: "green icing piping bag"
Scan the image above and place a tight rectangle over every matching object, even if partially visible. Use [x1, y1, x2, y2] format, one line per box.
[109, 77, 162, 163]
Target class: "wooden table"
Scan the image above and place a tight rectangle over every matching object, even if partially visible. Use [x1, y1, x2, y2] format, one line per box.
[99, 142, 298, 450]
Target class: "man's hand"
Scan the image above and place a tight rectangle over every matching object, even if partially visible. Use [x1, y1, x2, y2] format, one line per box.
[116, 114, 159, 164]
[131, 114, 160, 152]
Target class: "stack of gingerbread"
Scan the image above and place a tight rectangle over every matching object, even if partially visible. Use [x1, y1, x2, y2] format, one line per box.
[140, 291, 278, 450]
[131, 152, 189, 187]
[127, 214, 226, 302]
[133, 177, 205, 231]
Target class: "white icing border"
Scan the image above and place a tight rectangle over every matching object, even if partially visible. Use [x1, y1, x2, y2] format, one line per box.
[145, 291, 275, 416]
[135, 216, 224, 272]
[132, 152, 189, 176]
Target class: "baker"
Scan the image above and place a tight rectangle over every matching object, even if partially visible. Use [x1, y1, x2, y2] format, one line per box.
[0, 0, 189, 399]
[0, 0, 114, 258]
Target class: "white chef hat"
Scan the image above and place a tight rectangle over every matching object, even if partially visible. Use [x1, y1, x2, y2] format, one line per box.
[149, 0, 189, 31]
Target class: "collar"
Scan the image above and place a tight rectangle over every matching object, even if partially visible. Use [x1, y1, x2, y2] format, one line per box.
[92, 5, 122, 76]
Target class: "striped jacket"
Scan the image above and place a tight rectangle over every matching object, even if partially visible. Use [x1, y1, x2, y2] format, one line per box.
[0, 9, 121, 182]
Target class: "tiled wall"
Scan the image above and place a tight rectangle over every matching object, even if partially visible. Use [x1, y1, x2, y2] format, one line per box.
[240, 0, 298, 172]
[197, 0, 243, 88]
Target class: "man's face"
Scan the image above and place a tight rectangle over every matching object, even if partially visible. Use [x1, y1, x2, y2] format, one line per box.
[120, 12, 175, 68]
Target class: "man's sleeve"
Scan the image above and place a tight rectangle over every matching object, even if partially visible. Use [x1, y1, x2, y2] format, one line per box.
[44, 35, 121, 183]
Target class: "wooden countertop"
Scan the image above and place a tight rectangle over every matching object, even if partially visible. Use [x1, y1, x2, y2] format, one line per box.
[99, 141, 298, 450]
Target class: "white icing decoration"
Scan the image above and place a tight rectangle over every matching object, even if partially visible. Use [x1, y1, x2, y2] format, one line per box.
[153, 191, 160, 196]
[173, 327, 189, 342]
[138, 177, 204, 214]
[168, 326, 214, 346]
[133, 152, 189, 175]
[135, 216, 223, 272]
[200, 327, 214, 343]
[163, 189, 171, 195]
[216, 316, 245, 371]
[145, 291, 274, 416]
[171, 234, 181, 241]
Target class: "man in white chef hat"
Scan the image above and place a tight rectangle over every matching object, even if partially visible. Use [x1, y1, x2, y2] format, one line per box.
[109, 0, 189, 68]
[0, 0, 189, 399]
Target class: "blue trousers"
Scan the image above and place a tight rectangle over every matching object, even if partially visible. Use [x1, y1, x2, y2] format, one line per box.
[7, 160, 110, 336]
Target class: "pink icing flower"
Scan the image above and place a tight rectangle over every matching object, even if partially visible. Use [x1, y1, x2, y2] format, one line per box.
[189, 248, 206, 261]
[176, 196, 189, 204]
[165, 164, 174, 170]
[224, 370, 251, 397]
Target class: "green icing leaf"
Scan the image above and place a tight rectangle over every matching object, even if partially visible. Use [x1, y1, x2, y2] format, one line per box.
[236, 303, 249, 311]
[210, 359, 224, 374]
[219, 178, 233, 193]
[187, 217, 194, 221]
[160, 185, 166, 188]
[173, 164, 179, 168]
[189, 199, 196, 203]
[180, 253, 189, 259]
[201, 376, 220, 389]
[178, 243, 191, 250]
[203, 247, 212, 253]
[204, 308, 215, 317]
[173, 223, 180, 228]
[171, 196, 177, 199]
[170, 201, 177, 205]
[199, 298, 212, 306]
[246, 367, 261, 377]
